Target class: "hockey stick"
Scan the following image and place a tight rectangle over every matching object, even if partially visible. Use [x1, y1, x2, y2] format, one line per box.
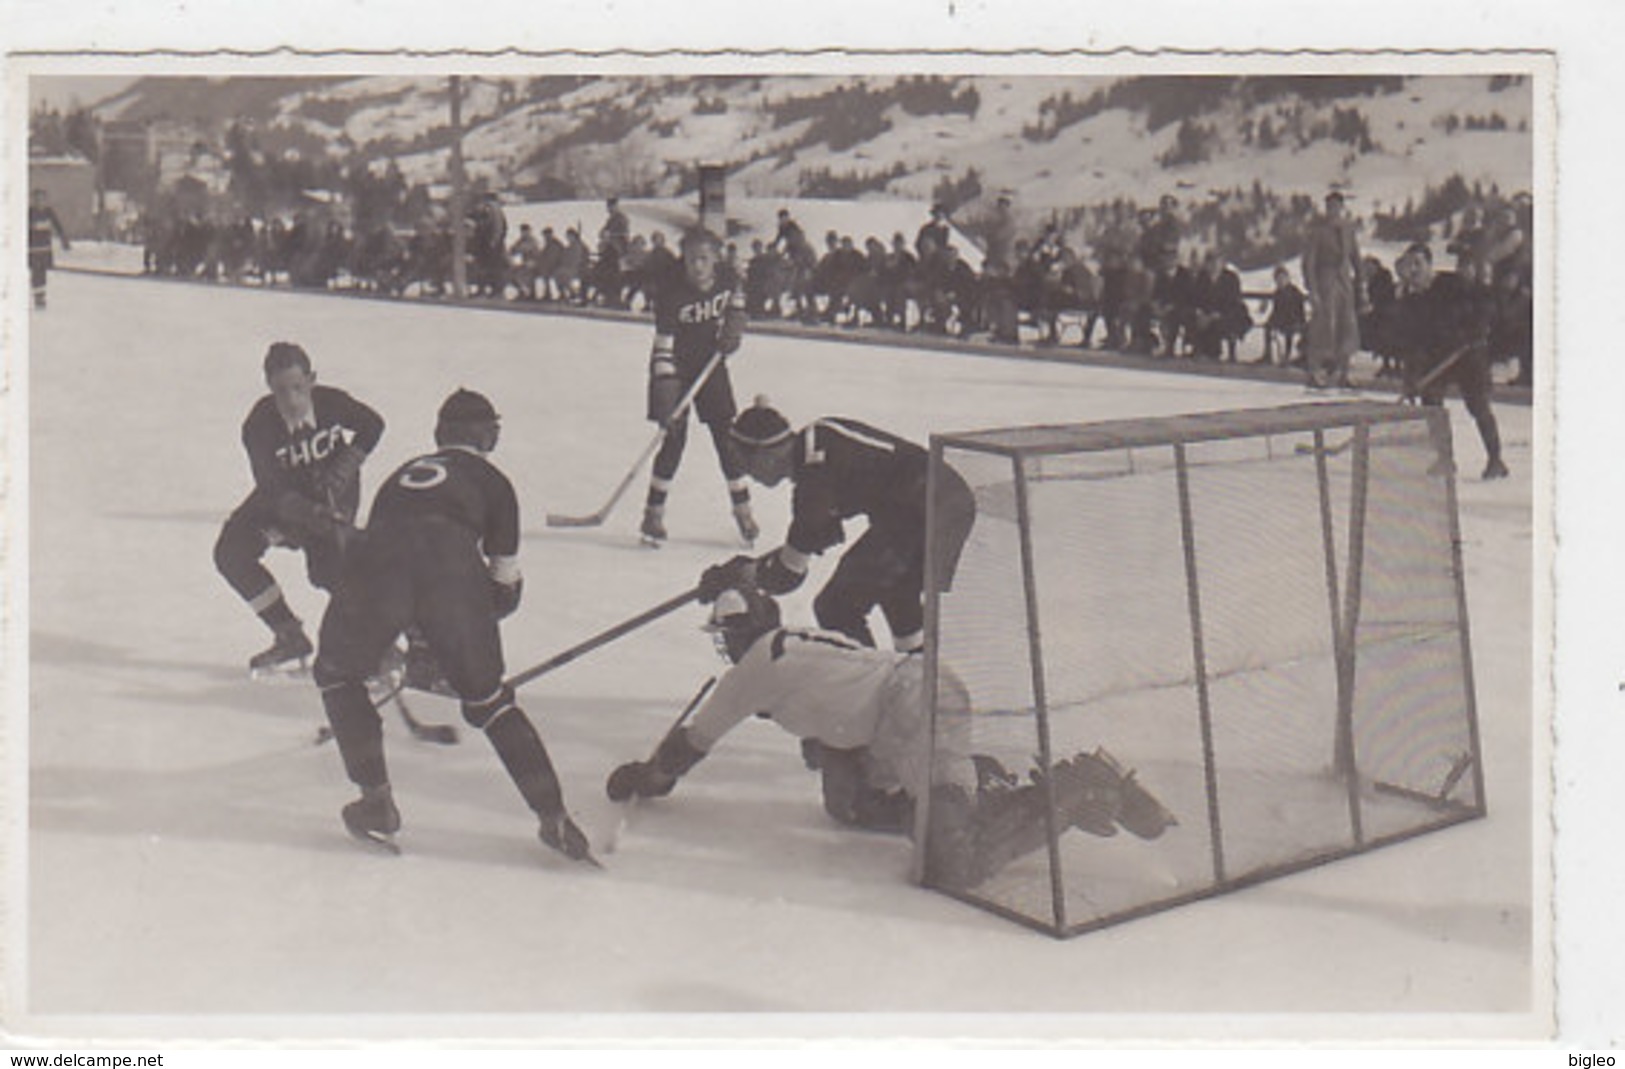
[1401, 341, 1479, 402]
[505, 586, 701, 691]
[604, 676, 717, 852]
[545, 351, 728, 527]
[637, 676, 716, 775]
[391, 690, 459, 745]
[1293, 436, 1355, 458]
[313, 678, 460, 746]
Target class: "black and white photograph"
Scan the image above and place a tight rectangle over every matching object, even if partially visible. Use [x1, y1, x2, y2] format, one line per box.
[5, 1, 1617, 1056]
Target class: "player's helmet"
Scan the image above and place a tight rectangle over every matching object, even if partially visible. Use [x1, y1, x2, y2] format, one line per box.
[729, 396, 793, 449]
[703, 586, 781, 664]
[435, 387, 501, 450]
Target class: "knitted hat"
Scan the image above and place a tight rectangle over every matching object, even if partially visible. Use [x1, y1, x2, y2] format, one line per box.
[729, 396, 792, 448]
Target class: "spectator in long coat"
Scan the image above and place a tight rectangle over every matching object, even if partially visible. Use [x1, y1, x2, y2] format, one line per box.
[1300, 191, 1365, 388]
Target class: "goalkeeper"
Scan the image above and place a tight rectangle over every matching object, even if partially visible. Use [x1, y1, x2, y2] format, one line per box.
[606, 586, 1177, 888]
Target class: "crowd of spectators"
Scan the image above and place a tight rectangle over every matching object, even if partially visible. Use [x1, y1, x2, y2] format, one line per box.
[131, 187, 1532, 389]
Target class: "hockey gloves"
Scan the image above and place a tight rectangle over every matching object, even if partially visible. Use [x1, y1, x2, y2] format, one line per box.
[490, 576, 523, 620]
[314, 443, 367, 503]
[718, 306, 747, 356]
[696, 548, 806, 603]
[696, 554, 758, 603]
[275, 490, 359, 549]
[605, 728, 708, 802]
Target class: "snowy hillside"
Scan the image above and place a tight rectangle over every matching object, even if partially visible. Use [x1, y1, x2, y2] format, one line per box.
[91, 73, 1533, 219]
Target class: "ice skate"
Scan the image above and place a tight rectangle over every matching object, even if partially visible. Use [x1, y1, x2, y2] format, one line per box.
[1042, 750, 1124, 838]
[970, 753, 1020, 792]
[341, 786, 401, 854]
[1088, 747, 1178, 840]
[732, 502, 760, 548]
[248, 623, 313, 677]
[538, 810, 601, 867]
[639, 505, 667, 548]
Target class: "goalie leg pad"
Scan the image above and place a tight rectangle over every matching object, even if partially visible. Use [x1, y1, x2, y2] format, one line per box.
[921, 781, 1052, 889]
[817, 746, 868, 825]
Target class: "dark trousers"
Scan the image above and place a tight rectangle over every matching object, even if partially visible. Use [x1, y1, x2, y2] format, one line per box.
[214, 493, 344, 603]
[813, 466, 976, 647]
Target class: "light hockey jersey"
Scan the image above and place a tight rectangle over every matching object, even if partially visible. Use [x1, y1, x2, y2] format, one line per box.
[686, 627, 909, 753]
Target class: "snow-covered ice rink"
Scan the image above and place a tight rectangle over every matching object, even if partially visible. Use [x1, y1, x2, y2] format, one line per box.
[14, 270, 1542, 1041]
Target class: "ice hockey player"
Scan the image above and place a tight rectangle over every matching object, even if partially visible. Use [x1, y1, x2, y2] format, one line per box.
[694, 398, 976, 653]
[214, 342, 384, 674]
[28, 188, 71, 309]
[606, 586, 1177, 888]
[311, 388, 594, 862]
[1392, 242, 1510, 480]
[639, 226, 758, 547]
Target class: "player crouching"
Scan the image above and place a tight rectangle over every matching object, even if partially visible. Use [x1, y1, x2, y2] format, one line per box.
[605, 586, 1176, 888]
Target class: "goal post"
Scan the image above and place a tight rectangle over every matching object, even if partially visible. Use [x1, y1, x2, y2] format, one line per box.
[918, 401, 1486, 938]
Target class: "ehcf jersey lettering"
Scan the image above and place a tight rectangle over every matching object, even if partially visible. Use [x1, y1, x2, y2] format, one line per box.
[275, 425, 347, 470]
[677, 291, 731, 325]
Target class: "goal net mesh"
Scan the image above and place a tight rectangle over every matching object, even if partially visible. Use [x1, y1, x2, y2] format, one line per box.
[920, 402, 1484, 937]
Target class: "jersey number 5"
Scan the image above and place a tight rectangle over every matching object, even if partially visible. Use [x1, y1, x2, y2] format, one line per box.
[398, 457, 449, 490]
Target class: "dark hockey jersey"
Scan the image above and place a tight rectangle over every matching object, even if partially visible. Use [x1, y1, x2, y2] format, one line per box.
[29, 205, 68, 256]
[787, 418, 929, 555]
[241, 384, 384, 514]
[368, 445, 521, 566]
[1393, 271, 1496, 370]
[651, 263, 744, 376]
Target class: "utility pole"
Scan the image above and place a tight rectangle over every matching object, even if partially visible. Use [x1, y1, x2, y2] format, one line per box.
[449, 75, 467, 300]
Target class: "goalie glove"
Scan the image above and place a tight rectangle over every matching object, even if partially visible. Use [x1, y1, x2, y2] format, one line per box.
[605, 728, 707, 801]
[314, 443, 367, 502]
[697, 554, 758, 603]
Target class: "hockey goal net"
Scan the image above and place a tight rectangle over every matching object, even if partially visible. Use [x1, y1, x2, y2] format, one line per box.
[918, 401, 1485, 938]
